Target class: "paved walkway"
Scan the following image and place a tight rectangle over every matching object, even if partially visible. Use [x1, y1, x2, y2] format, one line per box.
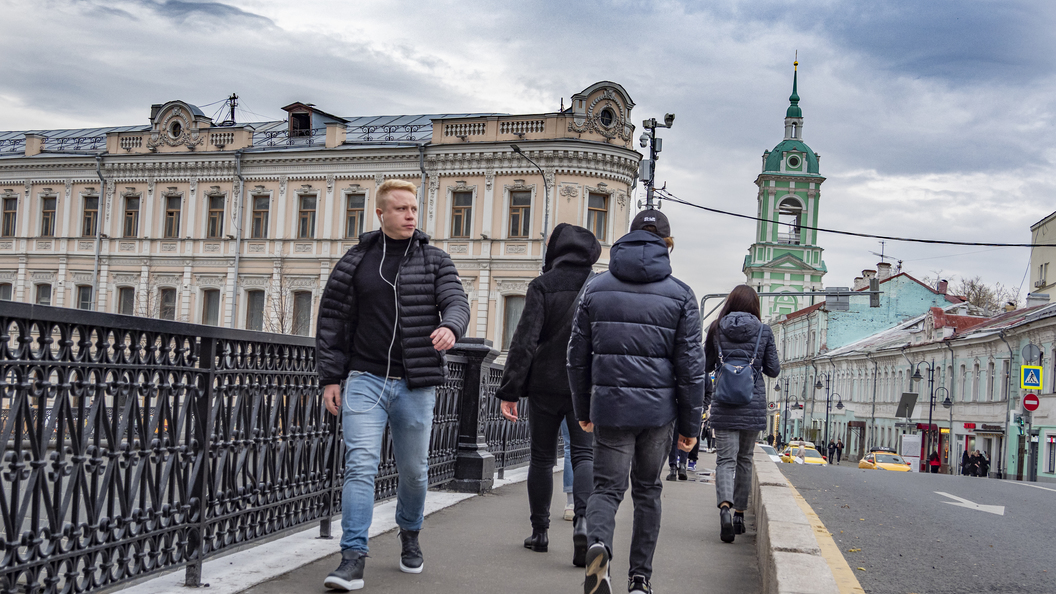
[243, 451, 761, 594]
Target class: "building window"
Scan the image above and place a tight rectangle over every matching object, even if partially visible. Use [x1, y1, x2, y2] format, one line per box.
[0, 283, 12, 300]
[346, 194, 365, 238]
[124, 197, 139, 237]
[292, 291, 312, 336]
[202, 289, 220, 326]
[164, 196, 181, 238]
[159, 288, 177, 320]
[41, 197, 56, 236]
[1048, 436, 1055, 474]
[502, 295, 525, 350]
[508, 191, 531, 238]
[76, 286, 92, 310]
[252, 195, 269, 239]
[451, 191, 472, 238]
[35, 284, 51, 306]
[207, 195, 224, 238]
[2, 197, 16, 237]
[587, 193, 608, 242]
[118, 287, 135, 315]
[987, 361, 995, 400]
[246, 290, 265, 331]
[298, 195, 316, 239]
[82, 196, 98, 237]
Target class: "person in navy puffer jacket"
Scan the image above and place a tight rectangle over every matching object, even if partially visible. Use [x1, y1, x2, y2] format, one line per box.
[704, 284, 781, 543]
[568, 209, 703, 594]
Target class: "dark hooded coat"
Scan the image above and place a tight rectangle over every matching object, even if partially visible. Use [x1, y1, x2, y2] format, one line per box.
[704, 312, 781, 431]
[567, 230, 704, 439]
[315, 229, 470, 389]
[495, 224, 601, 414]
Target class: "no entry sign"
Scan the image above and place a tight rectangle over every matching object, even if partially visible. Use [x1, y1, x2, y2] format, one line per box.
[1024, 393, 1040, 412]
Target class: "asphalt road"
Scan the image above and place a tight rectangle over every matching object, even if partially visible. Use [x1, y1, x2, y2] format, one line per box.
[780, 462, 1056, 594]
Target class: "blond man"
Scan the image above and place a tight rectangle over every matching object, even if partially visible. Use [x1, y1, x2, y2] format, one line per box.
[317, 180, 469, 590]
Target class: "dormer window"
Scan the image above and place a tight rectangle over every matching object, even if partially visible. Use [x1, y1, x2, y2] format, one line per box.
[599, 107, 615, 128]
[290, 112, 311, 137]
[169, 121, 183, 139]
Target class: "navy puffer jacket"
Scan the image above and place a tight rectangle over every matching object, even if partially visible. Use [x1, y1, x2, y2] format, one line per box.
[704, 312, 780, 431]
[567, 230, 704, 439]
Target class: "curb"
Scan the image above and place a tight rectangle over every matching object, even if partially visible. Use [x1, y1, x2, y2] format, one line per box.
[751, 446, 839, 594]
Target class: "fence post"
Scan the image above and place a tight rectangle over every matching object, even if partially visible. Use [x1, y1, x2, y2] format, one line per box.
[450, 338, 496, 494]
[185, 336, 217, 587]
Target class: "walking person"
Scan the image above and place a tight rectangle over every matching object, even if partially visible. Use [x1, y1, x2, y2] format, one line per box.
[960, 449, 971, 476]
[495, 223, 600, 567]
[561, 419, 576, 520]
[928, 450, 941, 473]
[827, 440, 837, 463]
[978, 451, 990, 478]
[317, 180, 470, 591]
[836, 439, 844, 464]
[665, 431, 690, 481]
[704, 284, 780, 543]
[569, 209, 703, 594]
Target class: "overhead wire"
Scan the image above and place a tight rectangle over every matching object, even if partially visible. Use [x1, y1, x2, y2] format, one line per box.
[653, 188, 1056, 248]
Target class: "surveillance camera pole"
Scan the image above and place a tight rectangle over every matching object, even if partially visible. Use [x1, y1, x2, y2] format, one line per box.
[641, 114, 674, 210]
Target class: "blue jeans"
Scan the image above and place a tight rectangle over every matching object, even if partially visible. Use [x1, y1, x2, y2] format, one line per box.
[340, 371, 436, 552]
[561, 419, 573, 494]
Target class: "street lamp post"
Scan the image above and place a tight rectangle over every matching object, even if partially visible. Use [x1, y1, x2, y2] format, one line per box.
[938, 386, 952, 473]
[510, 144, 551, 263]
[774, 377, 791, 444]
[909, 358, 939, 469]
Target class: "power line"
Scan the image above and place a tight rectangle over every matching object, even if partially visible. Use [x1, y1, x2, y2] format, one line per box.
[654, 188, 1056, 248]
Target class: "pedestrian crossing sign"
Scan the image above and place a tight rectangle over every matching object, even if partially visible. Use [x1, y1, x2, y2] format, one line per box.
[1021, 365, 1043, 390]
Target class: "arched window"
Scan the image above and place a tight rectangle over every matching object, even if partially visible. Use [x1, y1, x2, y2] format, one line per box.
[777, 198, 803, 245]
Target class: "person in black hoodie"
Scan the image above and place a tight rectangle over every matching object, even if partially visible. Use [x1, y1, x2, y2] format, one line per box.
[495, 223, 601, 567]
[705, 284, 780, 544]
[569, 209, 703, 594]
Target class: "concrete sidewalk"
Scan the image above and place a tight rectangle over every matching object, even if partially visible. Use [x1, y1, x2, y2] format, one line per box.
[243, 451, 760, 594]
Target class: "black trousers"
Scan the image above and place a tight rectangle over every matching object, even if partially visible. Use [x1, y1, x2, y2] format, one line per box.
[527, 402, 594, 530]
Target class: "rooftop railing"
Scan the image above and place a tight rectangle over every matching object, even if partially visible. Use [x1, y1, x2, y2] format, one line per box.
[0, 302, 518, 593]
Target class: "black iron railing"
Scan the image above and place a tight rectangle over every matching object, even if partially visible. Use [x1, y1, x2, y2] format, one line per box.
[0, 303, 521, 594]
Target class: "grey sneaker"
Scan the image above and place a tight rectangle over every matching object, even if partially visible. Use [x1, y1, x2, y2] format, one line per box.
[324, 549, 366, 591]
[628, 574, 652, 593]
[399, 529, 424, 574]
[584, 543, 611, 594]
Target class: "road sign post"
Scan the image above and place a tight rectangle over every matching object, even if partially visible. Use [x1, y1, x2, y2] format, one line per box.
[1023, 393, 1040, 412]
[1021, 365, 1043, 390]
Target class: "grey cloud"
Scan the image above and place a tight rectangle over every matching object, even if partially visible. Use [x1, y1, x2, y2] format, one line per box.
[137, 0, 275, 26]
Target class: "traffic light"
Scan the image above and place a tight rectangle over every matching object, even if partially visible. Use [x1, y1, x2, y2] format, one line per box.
[869, 278, 880, 308]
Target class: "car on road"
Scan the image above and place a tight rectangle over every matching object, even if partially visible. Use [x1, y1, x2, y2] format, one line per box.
[780, 443, 828, 465]
[858, 449, 912, 471]
[759, 444, 783, 463]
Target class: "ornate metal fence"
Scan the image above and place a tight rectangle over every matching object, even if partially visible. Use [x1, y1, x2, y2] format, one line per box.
[0, 303, 520, 594]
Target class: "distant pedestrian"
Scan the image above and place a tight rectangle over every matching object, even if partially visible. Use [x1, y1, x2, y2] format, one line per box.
[317, 180, 470, 591]
[766, 432, 775, 447]
[836, 439, 844, 464]
[978, 451, 990, 478]
[928, 450, 940, 473]
[827, 440, 836, 463]
[569, 209, 703, 594]
[960, 450, 971, 476]
[495, 223, 600, 567]
[775, 432, 784, 451]
[704, 284, 780, 544]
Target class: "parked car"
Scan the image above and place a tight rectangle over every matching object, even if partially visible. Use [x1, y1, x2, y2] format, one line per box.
[758, 444, 783, 463]
[858, 449, 911, 472]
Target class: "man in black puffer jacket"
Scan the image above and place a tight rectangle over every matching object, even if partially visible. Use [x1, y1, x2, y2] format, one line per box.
[568, 209, 703, 594]
[316, 180, 469, 591]
[495, 223, 600, 566]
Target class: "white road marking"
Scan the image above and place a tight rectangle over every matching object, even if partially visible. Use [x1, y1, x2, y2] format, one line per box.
[935, 491, 1005, 515]
[1010, 481, 1056, 493]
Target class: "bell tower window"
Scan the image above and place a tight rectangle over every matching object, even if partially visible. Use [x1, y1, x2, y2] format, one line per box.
[778, 198, 802, 245]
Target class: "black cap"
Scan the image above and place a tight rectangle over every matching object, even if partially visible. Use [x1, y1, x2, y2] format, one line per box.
[629, 209, 671, 237]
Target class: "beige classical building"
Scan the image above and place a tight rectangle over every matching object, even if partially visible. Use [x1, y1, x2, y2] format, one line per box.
[1031, 210, 1056, 304]
[0, 82, 641, 351]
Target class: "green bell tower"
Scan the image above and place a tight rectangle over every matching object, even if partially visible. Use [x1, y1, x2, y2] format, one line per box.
[743, 60, 827, 319]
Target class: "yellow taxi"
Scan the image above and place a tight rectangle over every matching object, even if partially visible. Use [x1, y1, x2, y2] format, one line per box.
[858, 448, 912, 472]
[780, 441, 828, 466]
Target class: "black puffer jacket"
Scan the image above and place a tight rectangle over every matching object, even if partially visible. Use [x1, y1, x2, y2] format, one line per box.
[567, 230, 704, 439]
[316, 229, 470, 388]
[495, 224, 601, 414]
[704, 312, 780, 431]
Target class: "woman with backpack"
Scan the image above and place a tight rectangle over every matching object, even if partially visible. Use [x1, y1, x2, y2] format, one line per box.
[704, 284, 780, 543]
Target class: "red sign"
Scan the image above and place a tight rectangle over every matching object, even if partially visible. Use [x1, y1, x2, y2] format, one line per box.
[1024, 393, 1040, 412]
[964, 423, 976, 430]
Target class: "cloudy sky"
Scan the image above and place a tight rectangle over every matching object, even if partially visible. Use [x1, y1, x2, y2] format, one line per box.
[3, 0, 1054, 309]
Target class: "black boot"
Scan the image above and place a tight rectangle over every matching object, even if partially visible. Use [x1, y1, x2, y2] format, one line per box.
[733, 512, 746, 534]
[677, 461, 688, 481]
[665, 466, 678, 481]
[719, 507, 735, 543]
[523, 528, 548, 552]
[572, 515, 588, 567]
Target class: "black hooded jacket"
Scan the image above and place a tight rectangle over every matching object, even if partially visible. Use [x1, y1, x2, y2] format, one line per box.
[567, 230, 704, 438]
[315, 229, 470, 389]
[494, 224, 601, 414]
[704, 312, 781, 431]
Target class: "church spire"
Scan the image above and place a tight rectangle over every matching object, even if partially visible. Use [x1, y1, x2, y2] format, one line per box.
[786, 57, 802, 118]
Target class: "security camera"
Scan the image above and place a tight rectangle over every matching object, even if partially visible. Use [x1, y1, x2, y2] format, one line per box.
[664, 113, 675, 127]
[639, 133, 650, 148]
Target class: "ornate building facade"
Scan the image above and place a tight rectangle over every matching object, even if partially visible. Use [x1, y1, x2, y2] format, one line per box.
[0, 82, 641, 351]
